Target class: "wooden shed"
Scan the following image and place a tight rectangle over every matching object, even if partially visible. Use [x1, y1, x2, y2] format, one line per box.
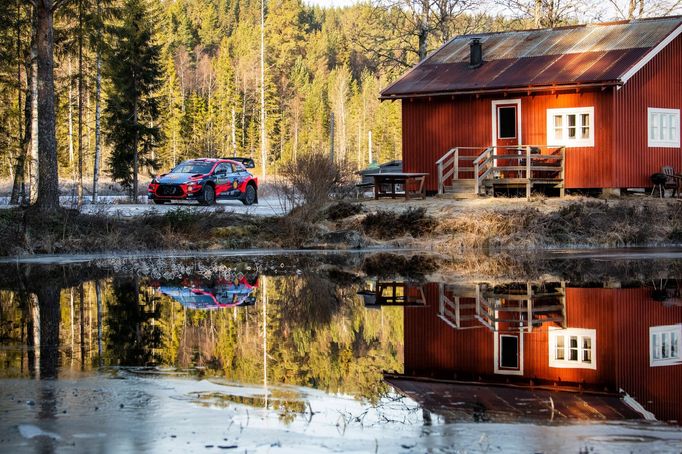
[380, 17, 682, 196]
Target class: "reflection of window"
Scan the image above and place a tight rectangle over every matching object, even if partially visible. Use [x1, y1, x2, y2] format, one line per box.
[648, 108, 680, 148]
[650, 325, 682, 367]
[549, 328, 596, 369]
[546, 107, 594, 147]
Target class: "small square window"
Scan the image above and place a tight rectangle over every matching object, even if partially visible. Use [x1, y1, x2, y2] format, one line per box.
[650, 325, 682, 367]
[648, 108, 681, 148]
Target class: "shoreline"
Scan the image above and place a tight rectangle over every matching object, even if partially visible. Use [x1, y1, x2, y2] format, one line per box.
[2, 196, 681, 257]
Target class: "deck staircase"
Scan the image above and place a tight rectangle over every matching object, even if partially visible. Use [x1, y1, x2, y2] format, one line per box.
[436, 146, 566, 198]
[438, 282, 567, 332]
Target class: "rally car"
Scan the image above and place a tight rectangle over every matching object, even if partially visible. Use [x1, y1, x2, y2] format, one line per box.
[148, 158, 258, 205]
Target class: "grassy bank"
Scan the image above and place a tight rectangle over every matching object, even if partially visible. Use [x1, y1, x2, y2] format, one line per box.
[1, 197, 681, 256]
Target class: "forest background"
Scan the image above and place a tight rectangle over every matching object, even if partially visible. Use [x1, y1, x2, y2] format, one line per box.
[0, 0, 680, 202]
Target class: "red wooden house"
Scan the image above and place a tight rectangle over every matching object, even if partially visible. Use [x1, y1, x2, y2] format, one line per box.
[380, 17, 682, 196]
[393, 282, 682, 423]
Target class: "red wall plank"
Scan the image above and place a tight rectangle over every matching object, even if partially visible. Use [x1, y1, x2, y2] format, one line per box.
[613, 34, 682, 188]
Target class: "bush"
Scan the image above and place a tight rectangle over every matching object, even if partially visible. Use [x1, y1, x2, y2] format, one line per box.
[325, 201, 363, 221]
[274, 153, 354, 213]
[362, 207, 437, 239]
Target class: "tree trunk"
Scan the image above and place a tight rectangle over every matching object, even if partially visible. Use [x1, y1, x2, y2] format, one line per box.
[68, 59, 74, 166]
[260, 0, 267, 179]
[29, 16, 38, 204]
[417, 0, 429, 61]
[35, 0, 60, 211]
[231, 106, 236, 157]
[77, 0, 84, 206]
[93, 46, 101, 203]
[534, 0, 543, 27]
[133, 101, 139, 203]
[10, 0, 25, 205]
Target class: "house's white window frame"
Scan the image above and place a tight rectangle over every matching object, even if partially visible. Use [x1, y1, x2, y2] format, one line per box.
[546, 107, 595, 148]
[650, 324, 682, 367]
[648, 108, 680, 148]
[548, 327, 597, 369]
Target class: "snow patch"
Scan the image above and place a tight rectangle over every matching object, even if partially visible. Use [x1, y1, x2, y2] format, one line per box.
[18, 424, 62, 440]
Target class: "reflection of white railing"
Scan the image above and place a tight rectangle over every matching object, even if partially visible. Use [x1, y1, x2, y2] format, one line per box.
[436, 145, 566, 198]
[439, 282, 567, 332]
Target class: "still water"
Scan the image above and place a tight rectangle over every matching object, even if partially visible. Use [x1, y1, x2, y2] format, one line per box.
[1, 253, 681, 453]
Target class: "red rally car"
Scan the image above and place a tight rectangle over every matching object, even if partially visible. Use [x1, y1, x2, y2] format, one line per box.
[148, 157, 258, 206]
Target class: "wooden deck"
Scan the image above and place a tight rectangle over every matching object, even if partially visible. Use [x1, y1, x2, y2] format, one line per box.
[385, 374, 644, 423]
[436, 146, 565, 199]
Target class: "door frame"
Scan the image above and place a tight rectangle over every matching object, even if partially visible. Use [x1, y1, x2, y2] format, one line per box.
[492, 99, 522, 170]
[494, 330, 524, 376]
[491, 99, 522, 147]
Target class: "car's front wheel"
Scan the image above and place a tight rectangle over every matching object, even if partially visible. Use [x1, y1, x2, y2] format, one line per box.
[199, 185, 215, 206]
[242, 184, 257, 206]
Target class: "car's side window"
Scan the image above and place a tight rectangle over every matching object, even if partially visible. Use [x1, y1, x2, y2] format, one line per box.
[215, 163, 231, 175]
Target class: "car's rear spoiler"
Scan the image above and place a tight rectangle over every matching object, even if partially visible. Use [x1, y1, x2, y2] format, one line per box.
[223, 157, 255, 168]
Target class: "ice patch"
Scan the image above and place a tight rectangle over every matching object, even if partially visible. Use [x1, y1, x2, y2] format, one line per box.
[18, 424, 61, 440]
[73, 432, 107, 439]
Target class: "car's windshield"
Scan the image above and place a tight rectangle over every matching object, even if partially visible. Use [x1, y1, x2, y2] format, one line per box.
[171, 162, 213, 174]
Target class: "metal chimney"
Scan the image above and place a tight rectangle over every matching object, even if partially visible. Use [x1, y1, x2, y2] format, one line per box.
[469, 38, 483, 68]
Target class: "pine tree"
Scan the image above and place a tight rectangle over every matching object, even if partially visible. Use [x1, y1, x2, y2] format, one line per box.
[104, 0, 162, 200]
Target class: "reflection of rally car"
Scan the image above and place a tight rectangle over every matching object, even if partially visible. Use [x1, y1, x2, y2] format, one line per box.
[158, 274, 258, 310]
[148, 157, 258, 206]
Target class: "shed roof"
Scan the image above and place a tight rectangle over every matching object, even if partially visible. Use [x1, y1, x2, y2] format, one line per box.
[380, 16, 682, 99]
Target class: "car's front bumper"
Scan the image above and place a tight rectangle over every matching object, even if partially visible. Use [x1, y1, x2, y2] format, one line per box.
[148, 183, 202, 201]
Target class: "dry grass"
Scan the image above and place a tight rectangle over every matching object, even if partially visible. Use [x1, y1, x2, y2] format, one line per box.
[2, 197, 682, 257]
[0, 206, 327, 255]
[434, 199, 682, 252]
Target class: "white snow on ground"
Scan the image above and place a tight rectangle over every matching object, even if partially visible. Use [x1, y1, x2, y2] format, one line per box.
[0, 195, 289, 217]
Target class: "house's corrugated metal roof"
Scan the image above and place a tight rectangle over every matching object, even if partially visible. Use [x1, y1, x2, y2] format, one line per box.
[381, 17, 682, 98]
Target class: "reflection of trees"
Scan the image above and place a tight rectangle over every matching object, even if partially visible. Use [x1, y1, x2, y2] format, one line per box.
[105, 278, 161, 366]
[269, 274, 403, 403]
[153, 272, 404, 403]
[37, 287, 61, 380]
[0, 268, 404, 404]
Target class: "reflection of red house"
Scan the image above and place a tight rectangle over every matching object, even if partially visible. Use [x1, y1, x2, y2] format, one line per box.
[381, 17, 682, 195]
[401, 283, 682, 423]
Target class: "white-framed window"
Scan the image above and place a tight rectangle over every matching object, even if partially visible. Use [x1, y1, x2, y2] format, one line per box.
[650, 324, 681, 367]
[549, 328, 596, 369]
[546, 107, 595, 147]
[648, 108, 680, 148]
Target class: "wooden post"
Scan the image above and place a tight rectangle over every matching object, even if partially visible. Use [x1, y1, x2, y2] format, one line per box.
[437, 161, 443, 195]
[474, 161, 480, 196]
[525, 145, 531, 199]
[453, 148, 459, 181]
[559, 146, 566, 198]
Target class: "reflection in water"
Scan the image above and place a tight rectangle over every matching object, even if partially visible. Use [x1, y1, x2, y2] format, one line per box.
[157, 272, 258, 309]
[391, 280, 682, 424]
[359, 281, 427, 308]
[1, 258, 682, 452]
[0, 265, 403, 403]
